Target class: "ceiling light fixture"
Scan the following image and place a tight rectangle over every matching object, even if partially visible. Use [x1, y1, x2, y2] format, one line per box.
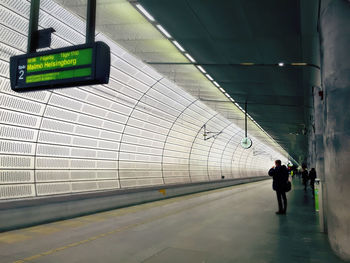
[291, 62, 307, 66]
[196, 65, 206, 73]
[278, 62, 284, 67]
[206, 74, 213, 81]
[156, 24, 171, 38]
[172, 41, 185, 52]
[213, 81, 220, 87]
[185, 53, 195, 63]
[135, 4, 155, 22]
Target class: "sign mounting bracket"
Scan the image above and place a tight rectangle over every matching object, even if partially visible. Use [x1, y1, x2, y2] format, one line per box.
[27, 0, 97, 53]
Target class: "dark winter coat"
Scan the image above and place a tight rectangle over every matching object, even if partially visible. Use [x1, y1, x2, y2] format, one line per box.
[268, 165, 289, 191]
[302, 170, 309, 185]
[309, 169, 316, 183]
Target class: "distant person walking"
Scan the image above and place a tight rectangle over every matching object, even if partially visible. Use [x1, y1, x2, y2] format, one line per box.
[301, 164, 309, 191]
[269, 160, 289, 215]
[309, 168, 317, 197]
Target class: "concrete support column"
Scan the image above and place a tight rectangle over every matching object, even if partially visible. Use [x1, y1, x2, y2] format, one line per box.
[313, 87, 325, 181]
[314, 86, 327, 232]
[319, 0, 350, 260]
[307, 124, 316, 169]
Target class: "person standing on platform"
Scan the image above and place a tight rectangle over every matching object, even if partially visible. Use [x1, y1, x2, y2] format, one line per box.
[268, 160, 289, 215]
[309, 168, 317, 197]
[301, 164, 309, 191]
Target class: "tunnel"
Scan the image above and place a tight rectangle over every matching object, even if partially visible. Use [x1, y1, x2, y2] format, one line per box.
[0, 0, 349, 262]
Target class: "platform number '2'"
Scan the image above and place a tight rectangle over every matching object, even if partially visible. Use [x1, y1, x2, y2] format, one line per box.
[19, 70, 24, 80]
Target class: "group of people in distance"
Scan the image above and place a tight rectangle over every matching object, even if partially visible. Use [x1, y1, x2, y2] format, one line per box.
[268, 160, 317, 215]
[302, 164, 317, 195]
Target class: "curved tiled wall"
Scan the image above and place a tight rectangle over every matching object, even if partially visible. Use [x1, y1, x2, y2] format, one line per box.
[0, 0, 287, 200]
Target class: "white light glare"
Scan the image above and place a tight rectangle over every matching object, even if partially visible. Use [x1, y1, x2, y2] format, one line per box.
[206, 74, 213, 81]
[136, 4, 155, 21]
[213, 81, 220, 87]
[185, 53, 196, 63]
[197, 65, 206, 73]
[229, 97, 235, 102]
[219, 87, 225, 92]
[224, 93, 231, 98]
[173, 41, 185, 52]
[156, 24, 172, 38]
[278, 62, 284, 67]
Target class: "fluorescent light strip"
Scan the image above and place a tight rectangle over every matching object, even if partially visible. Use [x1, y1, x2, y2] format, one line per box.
[206, 74, 213, 81]
[219, 87, 225, 92]
[291, 62, 307, 66]
[156, 24, 171, 38]
[185, 53, 196, 63]
[196, 65, 206, 73]
[229, 98, 235, 102]
[213, 81, 220, 87]
[224, 93, 231, 98]
[173, 41, 185, 52]
[136, 4, 155, 22]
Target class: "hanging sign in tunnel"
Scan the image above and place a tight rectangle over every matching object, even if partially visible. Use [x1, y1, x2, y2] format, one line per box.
[10, 41, 110, 92]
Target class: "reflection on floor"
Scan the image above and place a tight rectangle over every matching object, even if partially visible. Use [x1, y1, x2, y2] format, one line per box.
[0, 179, 345, 263]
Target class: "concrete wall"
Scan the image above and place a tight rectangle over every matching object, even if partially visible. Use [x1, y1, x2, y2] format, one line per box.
[319, 0, 350, 260]
[313, 85, 328, 233]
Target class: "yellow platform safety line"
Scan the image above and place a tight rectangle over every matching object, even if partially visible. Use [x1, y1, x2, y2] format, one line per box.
[56, 220, 87, 228]
[26, 226, 59, 235]
[0, 233, 31, 244]
[158, 189, 166, 196]
[11, 181, 266, 262]
[80, 215, 107, 222]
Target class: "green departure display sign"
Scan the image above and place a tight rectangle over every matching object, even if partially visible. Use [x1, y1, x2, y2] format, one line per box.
[26, 68, 92, 84]
[25, 48, 92, 84]
[10, 42, 110, 91]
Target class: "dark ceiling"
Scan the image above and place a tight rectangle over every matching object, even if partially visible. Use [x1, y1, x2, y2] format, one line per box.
[138, 0, 321, 163]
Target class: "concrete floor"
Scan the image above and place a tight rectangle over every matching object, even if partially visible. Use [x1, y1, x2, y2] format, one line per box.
[0, 179, 345, 263]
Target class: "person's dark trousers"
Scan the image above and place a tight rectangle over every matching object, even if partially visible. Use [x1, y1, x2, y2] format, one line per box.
[310, 180, 315, 197]
[303, 180, 307, 191]
[276, 190, 287, 213]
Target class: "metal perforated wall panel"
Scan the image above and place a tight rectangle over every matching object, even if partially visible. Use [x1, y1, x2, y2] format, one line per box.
[0, 0, 287, 200]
